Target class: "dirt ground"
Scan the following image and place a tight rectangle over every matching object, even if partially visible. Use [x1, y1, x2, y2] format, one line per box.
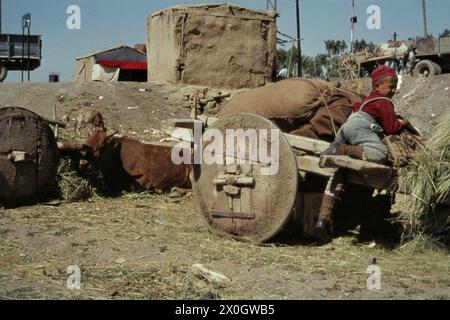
[0, 193, 448, 300]
[0, 77, 449, 300]
[394, 74, 450, 139]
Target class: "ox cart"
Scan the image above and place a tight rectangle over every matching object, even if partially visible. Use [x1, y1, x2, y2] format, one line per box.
[338, 36, 450, 79]
[173, 113, 398, 243]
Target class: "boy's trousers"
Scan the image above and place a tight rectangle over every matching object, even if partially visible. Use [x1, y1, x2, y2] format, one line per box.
[334, 111, 388, 164]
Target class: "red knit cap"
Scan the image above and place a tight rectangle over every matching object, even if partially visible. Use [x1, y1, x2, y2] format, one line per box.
[371, 65, 397, 83]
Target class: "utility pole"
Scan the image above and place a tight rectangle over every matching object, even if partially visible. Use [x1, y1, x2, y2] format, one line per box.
[27, 19, 30, 81]
[422, 0, 428, 37]
[350, 0, 357, 54]
[21, 13, 31, 82]
[22, 23, 24, 82]
[296, 0, 302, 77]
[0, 0, 2, 34]
[393, 32, 398, 41]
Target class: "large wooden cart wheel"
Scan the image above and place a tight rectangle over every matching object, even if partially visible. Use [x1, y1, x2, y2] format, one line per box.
[338, 55, 361, 80]
[0, 107, 58, 206]
[192, 113, 299, 243]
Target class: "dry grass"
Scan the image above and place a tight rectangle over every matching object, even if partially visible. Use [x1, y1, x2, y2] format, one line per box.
[1, 192, 448, 300]
[51, 159, 94, 202]
[398, 112, 450, 243]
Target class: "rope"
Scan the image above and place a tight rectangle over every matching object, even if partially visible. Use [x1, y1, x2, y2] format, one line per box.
[310, 82, 338, 137]
[319, 91, 338, 137]
[320, 81, 363, 100]
[306, 78, 365, 138]
[288, 78, 362, 138]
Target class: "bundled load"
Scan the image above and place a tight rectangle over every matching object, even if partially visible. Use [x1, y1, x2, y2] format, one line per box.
[382, 131, 424, 168]
[398, 111, 450, 243]
[219, 78, 361, 142]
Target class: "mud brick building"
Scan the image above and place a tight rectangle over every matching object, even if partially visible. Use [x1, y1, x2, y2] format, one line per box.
[147, 3, 277, 89]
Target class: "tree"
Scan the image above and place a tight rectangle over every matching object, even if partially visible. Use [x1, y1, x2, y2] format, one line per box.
[324, 40, 334, 57]
[314, 53, 331, 78]
[336, 40, 348, 55]
[276, 48, 289, 67]
[325, 40, 348, 57]
[302, 55, 316, 77]
[439, 29, 450, 38]
[276, 37, 376, 79]
[324, 40, 348, 56]
[276, 47, 301, 77]
[354, 39, 367, 51]
[353, 39, 375, 53]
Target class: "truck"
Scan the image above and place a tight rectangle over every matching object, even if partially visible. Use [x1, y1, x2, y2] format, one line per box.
[338, 36, 450, 79]
[0, 33, 42, 82]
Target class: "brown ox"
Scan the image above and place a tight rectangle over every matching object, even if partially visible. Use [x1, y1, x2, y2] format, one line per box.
[77, 114, 192, 193]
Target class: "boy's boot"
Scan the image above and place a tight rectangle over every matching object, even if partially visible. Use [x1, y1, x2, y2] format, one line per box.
[315, 181, 345, 244]
[336, 144, 365, 160]
[315, 193, 336, 244]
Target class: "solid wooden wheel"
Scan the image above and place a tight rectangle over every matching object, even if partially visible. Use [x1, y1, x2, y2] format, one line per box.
[192, 113, 299, 243]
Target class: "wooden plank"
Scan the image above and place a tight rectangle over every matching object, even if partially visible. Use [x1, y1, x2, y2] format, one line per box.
[211, 210, 255, 220]
[213, 176, 255, 186]
[8, 151, 28, 162]
[318, 155, 397, 190]
[285, 134, 330, 155]
[170, 118, 204, 130]
[295, 154, 336, 177]
[296, 154, 397, 190]
[319, 155, 394, 174]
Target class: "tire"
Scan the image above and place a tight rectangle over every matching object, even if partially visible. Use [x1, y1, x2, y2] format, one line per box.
[432, 62, 442, 75]
[0, 65, 7, 82]
[413, 59, 437, 77]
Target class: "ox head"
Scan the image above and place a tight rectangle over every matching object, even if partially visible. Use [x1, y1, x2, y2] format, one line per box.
[78, 112, 118, 173]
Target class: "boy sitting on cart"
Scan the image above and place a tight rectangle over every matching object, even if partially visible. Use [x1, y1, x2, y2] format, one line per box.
[315, 65, 410, 243]
[325, 65, 409, 163]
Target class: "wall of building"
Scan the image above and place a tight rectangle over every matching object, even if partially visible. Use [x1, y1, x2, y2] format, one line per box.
[147, 3, 277, 89]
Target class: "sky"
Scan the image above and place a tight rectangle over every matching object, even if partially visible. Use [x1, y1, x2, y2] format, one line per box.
[2, 0, 449, 82]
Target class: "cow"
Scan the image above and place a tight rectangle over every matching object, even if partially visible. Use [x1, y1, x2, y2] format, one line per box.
[74, 113, 192, 194]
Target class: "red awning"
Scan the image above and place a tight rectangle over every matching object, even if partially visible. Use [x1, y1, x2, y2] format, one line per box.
[98, 60, 147, 70]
